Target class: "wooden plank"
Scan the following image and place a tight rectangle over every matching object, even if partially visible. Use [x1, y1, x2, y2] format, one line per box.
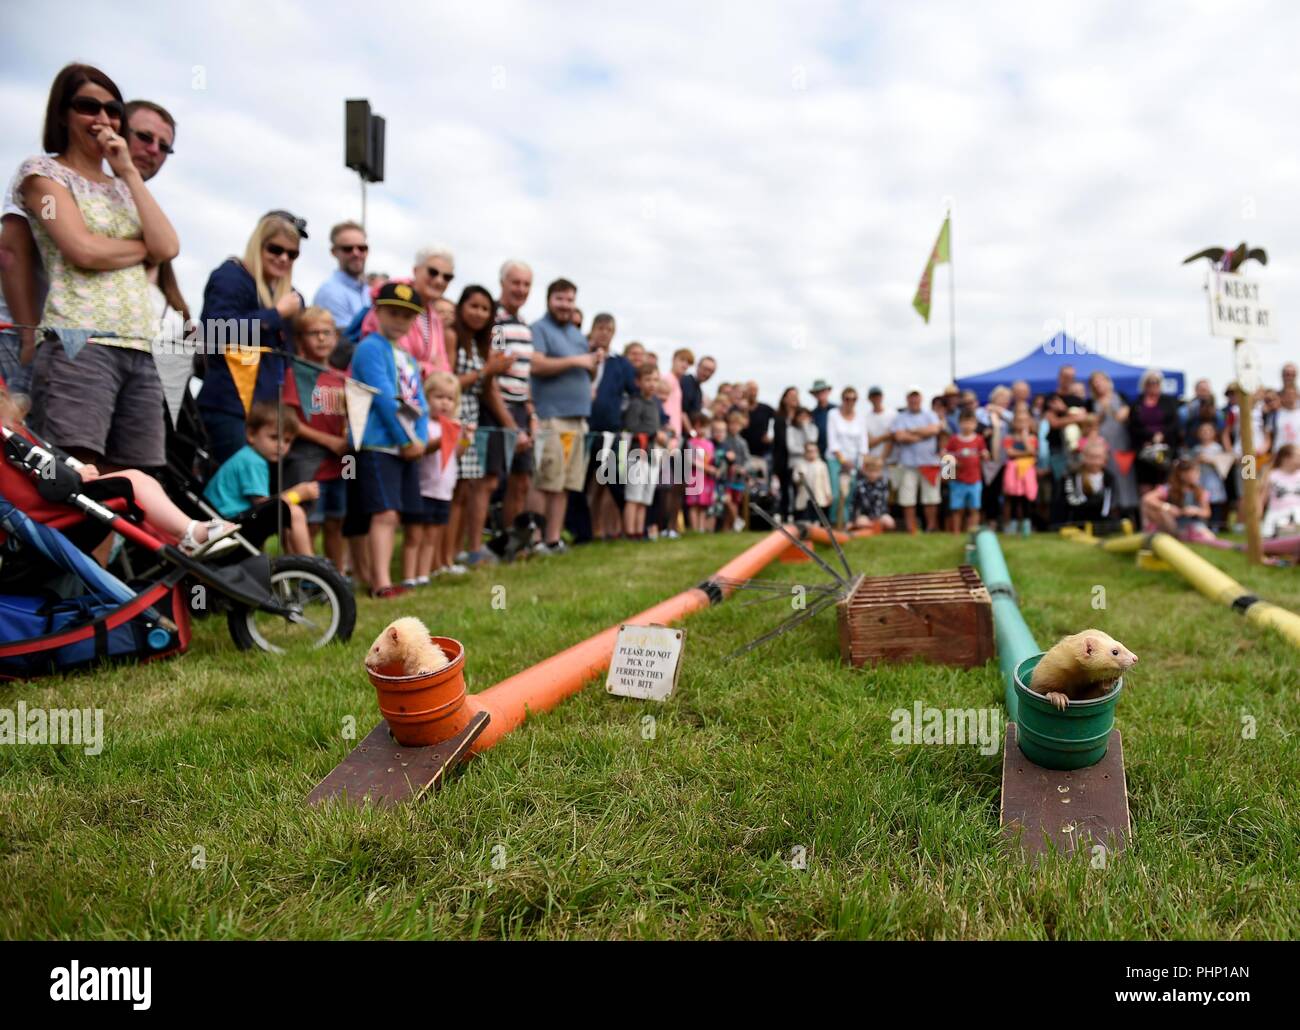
[1000, 723, 1130, 863]
[307, 711, 490, 808]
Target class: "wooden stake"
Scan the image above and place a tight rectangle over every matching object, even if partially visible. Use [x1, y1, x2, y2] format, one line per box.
[1235, 339, 1262, 566]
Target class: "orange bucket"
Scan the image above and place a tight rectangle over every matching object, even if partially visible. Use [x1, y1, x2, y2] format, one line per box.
[365, 636, 473, 747]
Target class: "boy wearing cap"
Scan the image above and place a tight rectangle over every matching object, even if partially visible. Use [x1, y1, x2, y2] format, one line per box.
[352, 282, 429, 598]
[890, 385, 943, 533]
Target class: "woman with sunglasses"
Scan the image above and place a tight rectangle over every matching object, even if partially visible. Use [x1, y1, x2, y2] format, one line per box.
[195, 211, 306, 463]
[13, 63, 179, 470]
[354, 245, 454, 382]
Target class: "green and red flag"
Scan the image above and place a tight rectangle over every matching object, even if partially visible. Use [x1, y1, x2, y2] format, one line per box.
[912, 216, 951, 323]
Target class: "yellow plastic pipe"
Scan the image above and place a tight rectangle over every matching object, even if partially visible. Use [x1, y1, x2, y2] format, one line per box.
[465, 528, 796, 751]
[1064, 530, 1300, 650]
[1147, 532, 1300, 648]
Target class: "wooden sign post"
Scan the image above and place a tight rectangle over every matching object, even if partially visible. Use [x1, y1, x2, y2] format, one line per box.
[1234, 338, 1263, 566]
[1205, 266, 1276, 566]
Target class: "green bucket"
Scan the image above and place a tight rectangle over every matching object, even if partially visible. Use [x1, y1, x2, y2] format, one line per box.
[1013, 653, 1122, 770]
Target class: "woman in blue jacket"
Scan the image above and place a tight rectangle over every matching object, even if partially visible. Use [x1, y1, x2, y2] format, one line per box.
[196, 211, 306, 463]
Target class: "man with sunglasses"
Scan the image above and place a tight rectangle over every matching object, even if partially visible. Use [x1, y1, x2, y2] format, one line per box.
[124, 100, 175, 180]
[313, 221, 370, 329]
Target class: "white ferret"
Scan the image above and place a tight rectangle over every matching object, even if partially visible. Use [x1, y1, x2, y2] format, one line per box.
[1030, 629, 1137, 710]
[365, 617, 449, 676]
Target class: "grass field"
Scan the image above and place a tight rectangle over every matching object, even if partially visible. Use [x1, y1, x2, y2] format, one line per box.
[2, 529, 1298, 940]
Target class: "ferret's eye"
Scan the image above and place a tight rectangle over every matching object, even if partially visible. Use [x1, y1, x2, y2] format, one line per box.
[1112, 649, 1119, 656]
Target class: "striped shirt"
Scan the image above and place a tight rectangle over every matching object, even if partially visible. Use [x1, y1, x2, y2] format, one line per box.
[493, 303, 533, 404]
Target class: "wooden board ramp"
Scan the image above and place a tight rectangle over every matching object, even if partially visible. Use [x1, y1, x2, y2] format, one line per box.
[1000, 724, 1130, 862]
[837, 565, 994, 669]
[307, 711, 490, 808]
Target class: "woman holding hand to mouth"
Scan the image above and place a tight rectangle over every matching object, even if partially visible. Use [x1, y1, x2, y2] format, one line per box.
[15, 62, 178, 470]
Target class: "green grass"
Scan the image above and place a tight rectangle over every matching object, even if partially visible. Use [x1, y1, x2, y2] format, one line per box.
[2, 530, 1298, 939]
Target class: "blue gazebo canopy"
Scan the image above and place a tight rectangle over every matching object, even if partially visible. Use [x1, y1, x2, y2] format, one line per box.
[955, 334, 1185, 403]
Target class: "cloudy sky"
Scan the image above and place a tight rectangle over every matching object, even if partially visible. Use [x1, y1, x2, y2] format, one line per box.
[2, 0, 1297, 404]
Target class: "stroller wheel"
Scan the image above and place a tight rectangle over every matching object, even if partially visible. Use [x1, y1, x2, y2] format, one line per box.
[226, 555, 356, 654]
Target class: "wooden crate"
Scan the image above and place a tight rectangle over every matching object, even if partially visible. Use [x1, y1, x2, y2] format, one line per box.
[837, 566, 994, 669]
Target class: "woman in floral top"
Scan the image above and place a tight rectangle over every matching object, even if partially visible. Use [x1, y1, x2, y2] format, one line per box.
[15, 63, 178, 469]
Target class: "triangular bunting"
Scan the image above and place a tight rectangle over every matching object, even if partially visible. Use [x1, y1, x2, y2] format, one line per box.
[472, 426, 491, 469]
[225, 349, 260, 416]
[152, 347, 193, 429]
[1211, 453, 1237, 480]
[920, 464, 942, 487]
[437, 416, 460, 470]
[53, 327, 116, 361]
[1112, 450, 1136, 476]
[343, 377, 377, 449]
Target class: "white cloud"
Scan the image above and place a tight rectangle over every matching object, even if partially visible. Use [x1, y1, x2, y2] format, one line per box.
[1, 0, 1297, 406]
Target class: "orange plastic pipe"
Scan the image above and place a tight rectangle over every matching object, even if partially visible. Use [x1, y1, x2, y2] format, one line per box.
[463, 529, 796, 752]
[806, 524, 879, 544]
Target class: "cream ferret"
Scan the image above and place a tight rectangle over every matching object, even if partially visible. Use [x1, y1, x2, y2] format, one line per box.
[365, 617, 448, 675]
[1030, 629, 1137, 710]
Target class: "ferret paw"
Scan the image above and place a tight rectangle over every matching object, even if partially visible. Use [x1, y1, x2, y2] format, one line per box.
[1046, 692, 1069, 711]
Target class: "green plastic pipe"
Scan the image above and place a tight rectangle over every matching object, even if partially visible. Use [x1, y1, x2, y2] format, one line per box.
[971, 528, 1041, 722]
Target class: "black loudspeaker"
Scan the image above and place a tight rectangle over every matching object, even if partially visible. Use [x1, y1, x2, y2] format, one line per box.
[345, 99, 371, 174]
[367, 114, 385, 183]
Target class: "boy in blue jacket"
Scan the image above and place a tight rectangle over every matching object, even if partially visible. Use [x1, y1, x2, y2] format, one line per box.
[351, 282, 428, 598]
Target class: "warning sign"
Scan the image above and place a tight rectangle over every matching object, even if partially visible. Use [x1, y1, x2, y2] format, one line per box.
[606, 624, 685, 701]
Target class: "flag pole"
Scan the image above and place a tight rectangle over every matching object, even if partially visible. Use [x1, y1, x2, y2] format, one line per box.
[947, 208, 956, 383]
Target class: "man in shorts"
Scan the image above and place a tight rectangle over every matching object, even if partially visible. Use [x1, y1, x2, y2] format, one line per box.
[529, 278, 597, 553]
[890, 385, 944, 533]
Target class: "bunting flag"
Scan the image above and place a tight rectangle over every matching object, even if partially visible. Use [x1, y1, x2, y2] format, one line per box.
[153, 346, 193, 429]
[52, 327, 119, 361]
[560, 430, 576, 463]
[1210, 452, 1237, 480]
[343, 377, 377, 449]
[472, 426, 492, 469]
[1112, 450, 1136, 476]
[912, 216, 951, 324]
[225, 349, 261, 416]
[435, 416, 461, 469]
[920, 465, 943, 487]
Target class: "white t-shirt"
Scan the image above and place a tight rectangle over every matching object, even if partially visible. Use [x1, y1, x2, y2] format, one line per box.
[827, 409, 868, 467]
[864, 410, 893, 459]
[1272, 405, 1300, 453]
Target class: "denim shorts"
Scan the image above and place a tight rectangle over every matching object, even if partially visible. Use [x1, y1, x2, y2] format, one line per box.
[308, 477, 348, 524]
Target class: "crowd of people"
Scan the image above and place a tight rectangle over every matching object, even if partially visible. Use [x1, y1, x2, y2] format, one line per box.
[2, 63, 1298, 602]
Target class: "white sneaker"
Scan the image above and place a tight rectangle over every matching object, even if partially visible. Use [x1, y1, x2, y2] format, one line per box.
[732, 518, 746, 532]
[664, 529, 680, 539]
[446, 563, 469, 575]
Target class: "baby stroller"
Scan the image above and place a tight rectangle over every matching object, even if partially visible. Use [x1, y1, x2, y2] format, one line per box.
[141, 381, 357, 653]
[0, 425, 354, 679]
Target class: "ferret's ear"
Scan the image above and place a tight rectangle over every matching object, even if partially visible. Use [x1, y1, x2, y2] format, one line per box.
[1083, 635, 1096, 656]
[389, 628, 400, 643]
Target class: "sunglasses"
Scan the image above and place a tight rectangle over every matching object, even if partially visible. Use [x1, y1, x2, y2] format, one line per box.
[265, 243, 300, 260]
[68, 96, 125, 121]
[424, 267, 454, 282]
[131, 128, 174, 155]
[336, 244, 369, 254]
